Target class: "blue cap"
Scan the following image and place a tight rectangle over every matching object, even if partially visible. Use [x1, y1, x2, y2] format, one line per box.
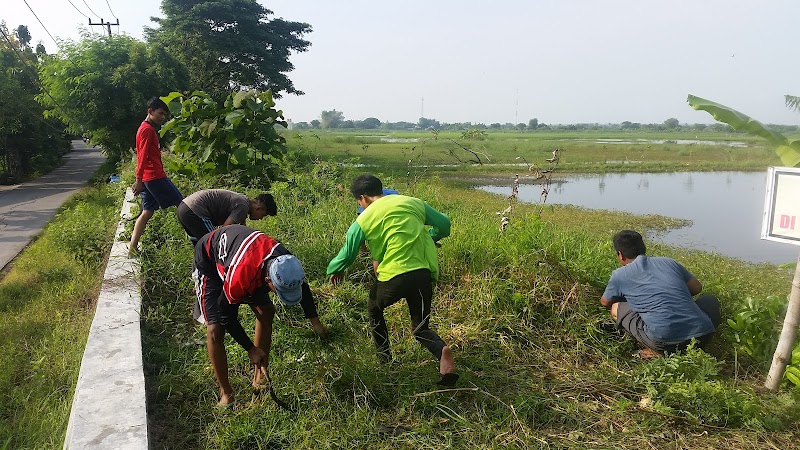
[356, 188, 399, 214]
[268, 255, 305, 306]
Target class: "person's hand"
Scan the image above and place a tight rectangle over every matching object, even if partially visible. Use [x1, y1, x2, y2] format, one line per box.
[329, 273, 343, 286]
[247, 346, 267, 370]
[131, 179, 144, 196]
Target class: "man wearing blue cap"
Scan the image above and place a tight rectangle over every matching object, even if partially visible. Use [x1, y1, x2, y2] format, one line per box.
[192, 224, 325, 407]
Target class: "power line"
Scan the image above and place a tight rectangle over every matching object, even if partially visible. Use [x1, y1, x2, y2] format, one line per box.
[66, 0, 91, 20]
[81, 0, 102, 19]
[104, 0, 118, 21]
[19, 1, 85, 70]
[0, 26, 79, 130]
[21, 0, 59, 47]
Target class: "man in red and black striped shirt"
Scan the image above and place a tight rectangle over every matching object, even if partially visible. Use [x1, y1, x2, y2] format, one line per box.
[193, 224, 323, 407]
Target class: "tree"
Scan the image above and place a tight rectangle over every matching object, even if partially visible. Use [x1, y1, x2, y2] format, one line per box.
[319, 110, 344, 129]
[515, 123, 527, 130]
[160, 90, 287, 187]
[360, 117, 381, 129]
[0, 23, 67, 180]
[461, 128, 487, 141]
[664, 117, 680, 129]
[15, 25, 31, 48]
[418, 117, 440, 129]
[528, 118, 538, 130]
[310, 119, 320, 128]
[688, 94, 800, 392]
[147, 0, 311, 100]
[38, 33, 188, 163]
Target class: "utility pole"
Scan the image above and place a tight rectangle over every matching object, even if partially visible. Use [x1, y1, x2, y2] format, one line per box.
[89, 18, 119, 37]
[421, 96, 424, 119]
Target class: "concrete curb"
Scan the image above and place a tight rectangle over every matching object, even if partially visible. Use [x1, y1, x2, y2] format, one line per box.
[64, 188, 148, 449]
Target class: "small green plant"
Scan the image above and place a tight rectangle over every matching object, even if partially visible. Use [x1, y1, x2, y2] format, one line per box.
[46, 188, 117, 267]
[160, 90, 288, 187]
[727, 295, 800, 387]
[727, 296, 784, 365]
[461, 128, 487, 141]
[635, 347, 774, 428]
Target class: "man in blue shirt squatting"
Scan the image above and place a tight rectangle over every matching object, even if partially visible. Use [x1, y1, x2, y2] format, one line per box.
[600, 230, 721, 359]
[327, 174, 459, 386]
[193, 224, 316, 407]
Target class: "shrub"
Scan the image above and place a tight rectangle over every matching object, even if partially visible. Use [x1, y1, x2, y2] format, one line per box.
[727, 295, 800, 387]
[635, 346, 775, 428]
[46, 188, 117, 267]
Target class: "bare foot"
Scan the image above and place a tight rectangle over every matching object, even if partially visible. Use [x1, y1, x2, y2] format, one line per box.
[310, 317, 329, 338]
[252, 366, 267, 388]
[634, 348, 663, 359]
[127, 245, 140, 258]
[218, 390, 234, 407]
[439, 346, 456, 376]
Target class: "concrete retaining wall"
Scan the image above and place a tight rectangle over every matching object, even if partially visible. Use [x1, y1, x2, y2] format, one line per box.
[63, 189, 148, 449]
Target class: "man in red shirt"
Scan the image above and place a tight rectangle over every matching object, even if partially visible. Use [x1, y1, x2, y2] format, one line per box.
[129, 97, 183, 256]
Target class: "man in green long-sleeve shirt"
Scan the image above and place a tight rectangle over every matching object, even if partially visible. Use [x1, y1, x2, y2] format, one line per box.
[328, 174, 458, 386]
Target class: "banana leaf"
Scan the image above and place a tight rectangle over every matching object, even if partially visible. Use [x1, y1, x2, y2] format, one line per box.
[687, 94, 800, 167]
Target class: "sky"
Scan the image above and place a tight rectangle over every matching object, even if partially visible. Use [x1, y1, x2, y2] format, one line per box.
[3, 0, 799, 125]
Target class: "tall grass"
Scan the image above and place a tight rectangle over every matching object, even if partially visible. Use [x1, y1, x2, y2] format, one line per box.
[0, 182, 121, 449]
[138, 162, 799, 449]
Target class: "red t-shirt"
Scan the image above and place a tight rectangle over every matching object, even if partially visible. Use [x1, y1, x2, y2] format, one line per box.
[135, 120, 167, 181]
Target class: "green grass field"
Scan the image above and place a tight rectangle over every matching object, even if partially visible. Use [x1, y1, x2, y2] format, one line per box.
[3, 129, 798, 449]
[284, 129, 778, 175]
[135, 153, 799, 449]
[0, 180, 122, 449]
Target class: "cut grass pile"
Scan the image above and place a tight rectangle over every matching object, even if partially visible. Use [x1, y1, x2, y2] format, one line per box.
[138, 163, 799, 449]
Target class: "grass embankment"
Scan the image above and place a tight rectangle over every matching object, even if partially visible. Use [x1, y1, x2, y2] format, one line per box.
[285, 130, 778, 175]
[139, 162, 799, 449]
[0, 176, 122, 449]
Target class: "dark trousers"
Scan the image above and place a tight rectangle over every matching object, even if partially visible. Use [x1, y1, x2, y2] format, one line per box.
[368, 269, 446, 362]
[176, 202, 214, 246]
[616, 294, 721, 353]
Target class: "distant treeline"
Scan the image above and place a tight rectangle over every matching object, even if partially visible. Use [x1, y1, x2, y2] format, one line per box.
[292, 113, 798, 133]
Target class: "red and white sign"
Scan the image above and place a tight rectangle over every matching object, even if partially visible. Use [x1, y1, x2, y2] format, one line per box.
[762, 167, 800, 245]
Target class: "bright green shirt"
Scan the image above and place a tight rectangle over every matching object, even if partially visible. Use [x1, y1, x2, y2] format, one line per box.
[327, 195, 450, 281]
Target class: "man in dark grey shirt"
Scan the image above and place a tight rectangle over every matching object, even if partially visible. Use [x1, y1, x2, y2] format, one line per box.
[179, 190, 328, 337]
[177, 189, 277, 245]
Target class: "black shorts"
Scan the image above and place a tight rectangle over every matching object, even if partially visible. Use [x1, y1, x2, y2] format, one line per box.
[192, 266, 271, 325]
[177, 202, 215, 244]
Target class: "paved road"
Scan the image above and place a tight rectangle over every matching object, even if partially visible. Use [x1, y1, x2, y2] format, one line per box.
[0, 140, 106, 271]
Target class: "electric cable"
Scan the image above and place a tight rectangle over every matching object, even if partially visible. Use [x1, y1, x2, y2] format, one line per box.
[65, 0, 91, 20]
[80, 0, 102, 19]
[21, 0, 59, 47]
[0, 27, 80, 129]
[104, 0, 118, 21]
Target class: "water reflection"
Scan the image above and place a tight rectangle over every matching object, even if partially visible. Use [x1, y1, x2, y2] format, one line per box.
[479, 171, 798, 265]
[683, 173, 694, 193]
